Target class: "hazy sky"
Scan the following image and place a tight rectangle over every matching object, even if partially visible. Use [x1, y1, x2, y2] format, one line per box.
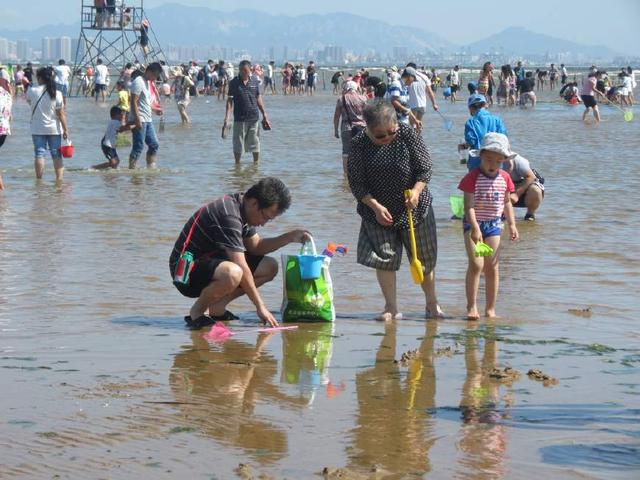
[3, 0, 639, 54]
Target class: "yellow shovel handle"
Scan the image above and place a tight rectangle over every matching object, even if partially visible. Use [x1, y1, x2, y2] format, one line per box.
[404, 190, 419, 262]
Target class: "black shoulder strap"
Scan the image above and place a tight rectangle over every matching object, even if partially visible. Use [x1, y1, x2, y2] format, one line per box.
[31, 89, 48, 120]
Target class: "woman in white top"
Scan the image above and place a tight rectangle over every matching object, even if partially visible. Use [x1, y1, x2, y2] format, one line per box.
[26, 67, 69, 182]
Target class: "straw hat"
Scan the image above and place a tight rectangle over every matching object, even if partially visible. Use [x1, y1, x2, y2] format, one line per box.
[171, 66, 183, 77]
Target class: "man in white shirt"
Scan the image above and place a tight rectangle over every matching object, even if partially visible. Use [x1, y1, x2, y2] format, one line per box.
[94, 58, 109, 103]
[449, 65, 460, 103]
[53, 59, 71, 100]
[128, 62, 163, 169]
[264, 61, 276, 94]
[405, 63, 438, 123]
[560, 63, 568, 84]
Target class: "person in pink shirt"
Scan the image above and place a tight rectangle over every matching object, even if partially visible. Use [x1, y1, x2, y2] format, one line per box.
[580, 71, 606, 123]
[458, 133, 519, 320]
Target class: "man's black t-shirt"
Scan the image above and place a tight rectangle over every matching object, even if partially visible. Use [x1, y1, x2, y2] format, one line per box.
[521, 78, 535, 93]
[169, 193, 257, 273]
[228, 76, 261, 122]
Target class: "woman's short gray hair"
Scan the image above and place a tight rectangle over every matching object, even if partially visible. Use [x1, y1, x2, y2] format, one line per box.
[363, 100, 398, 130]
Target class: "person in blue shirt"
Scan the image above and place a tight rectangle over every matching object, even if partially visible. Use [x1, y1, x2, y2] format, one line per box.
[458, 94, 508, 171]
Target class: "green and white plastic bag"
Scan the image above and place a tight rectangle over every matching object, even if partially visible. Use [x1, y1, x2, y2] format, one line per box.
[281, 239, 335, 323]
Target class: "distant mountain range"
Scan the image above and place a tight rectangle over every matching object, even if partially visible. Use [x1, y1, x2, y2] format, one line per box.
[0, 4, 623, 60]
[465, 26, 618, 58]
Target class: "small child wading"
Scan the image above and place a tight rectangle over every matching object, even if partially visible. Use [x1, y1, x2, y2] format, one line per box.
[458, 133, 519, 320]
[92, 106, 131, 169]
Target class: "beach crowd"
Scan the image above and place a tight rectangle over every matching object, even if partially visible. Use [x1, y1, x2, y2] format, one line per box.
[0, 57, 636, 324]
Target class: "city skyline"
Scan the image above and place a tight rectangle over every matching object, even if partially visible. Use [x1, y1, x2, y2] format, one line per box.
[0, 0, 638, 56]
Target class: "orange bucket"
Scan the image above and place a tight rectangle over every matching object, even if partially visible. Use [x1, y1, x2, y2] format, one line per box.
[60, 141, 74, 158]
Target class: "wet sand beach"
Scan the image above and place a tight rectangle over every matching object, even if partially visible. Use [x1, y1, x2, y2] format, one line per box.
[0, 87, 639, 478]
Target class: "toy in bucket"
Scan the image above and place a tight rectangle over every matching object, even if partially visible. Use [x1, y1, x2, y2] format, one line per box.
[59, 140, 74, 158]
[298, 238, 327, 280]
[322, 242, 348, 258]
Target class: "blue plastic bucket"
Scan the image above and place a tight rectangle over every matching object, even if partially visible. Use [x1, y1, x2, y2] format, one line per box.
[299, 255, 326, 280]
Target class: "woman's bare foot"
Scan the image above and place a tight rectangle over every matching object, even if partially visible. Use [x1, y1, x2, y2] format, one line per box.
[466, 306, 480, 321]
[426, 304, 445, 319]
[485, 309, 497, 318]
[375, 311, 403, 322]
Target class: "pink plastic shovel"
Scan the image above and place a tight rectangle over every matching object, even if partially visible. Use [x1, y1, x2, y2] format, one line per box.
[202, 321, 298, 342]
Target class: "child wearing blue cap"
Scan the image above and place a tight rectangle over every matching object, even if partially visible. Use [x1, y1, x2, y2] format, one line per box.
[458, 132, 519, 320]
[457, 94, 508, 171]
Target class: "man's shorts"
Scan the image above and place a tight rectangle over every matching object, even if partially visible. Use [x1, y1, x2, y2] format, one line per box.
[233, 120, 260, 154]
[513, 181, 545, 208]
[463, 217, 502, 239]
[173, 253, 264, 298]
[357, 204, 437, 272]
[263, 77, 273, 87]
[94, 83, 107, 93]
[581, 95, 597, 108]
[520, 92, 536, 104]
[411, 107, 426, 120]
[55, 83, 68, 97]
[450, 84, 459, 93]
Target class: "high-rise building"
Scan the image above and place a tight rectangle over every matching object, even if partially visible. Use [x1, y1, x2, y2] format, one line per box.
[17, 40, 29, 61]
[42, 37, 53, 60]
[322, 45, 344, 64]
[8, 41, 17, 60]
[0, 37, 8, 60]
[58, 37, 72, 61]
[393, 46, 408, 61]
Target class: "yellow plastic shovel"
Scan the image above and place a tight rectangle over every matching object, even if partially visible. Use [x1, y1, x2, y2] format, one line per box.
[404, 190, 424, 284]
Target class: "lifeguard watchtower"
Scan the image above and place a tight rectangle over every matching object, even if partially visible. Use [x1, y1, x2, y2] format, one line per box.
[70, 0, 166, 95]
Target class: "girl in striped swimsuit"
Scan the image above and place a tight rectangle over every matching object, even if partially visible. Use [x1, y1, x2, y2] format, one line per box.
[458, 132, 519, 320]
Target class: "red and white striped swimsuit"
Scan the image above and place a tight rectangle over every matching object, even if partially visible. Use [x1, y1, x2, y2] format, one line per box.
[458, 168, 515, 221]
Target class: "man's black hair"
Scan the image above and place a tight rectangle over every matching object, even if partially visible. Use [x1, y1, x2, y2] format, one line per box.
[146, 62, 163, 74]
[406, 62, 417, 69]
[110, 106, 122, 118]
[245, 177, 291, 213]
[239, 59, 252, 69]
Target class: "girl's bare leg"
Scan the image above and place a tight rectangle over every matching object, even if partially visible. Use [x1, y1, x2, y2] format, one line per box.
[482, 235, 502, 317]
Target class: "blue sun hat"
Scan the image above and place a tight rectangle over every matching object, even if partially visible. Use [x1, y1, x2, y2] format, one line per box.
[467, 93, 487, 107]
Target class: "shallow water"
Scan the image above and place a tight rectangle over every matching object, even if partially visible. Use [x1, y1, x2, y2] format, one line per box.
[0, 87, 639, 479]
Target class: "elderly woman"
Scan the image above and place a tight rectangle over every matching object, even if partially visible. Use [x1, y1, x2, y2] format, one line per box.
[334, 80, 367, 174]
[348, 101, 443, 320]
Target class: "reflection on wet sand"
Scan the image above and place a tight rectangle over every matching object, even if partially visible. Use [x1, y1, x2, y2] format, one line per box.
[348, 321, 438, 476]
[170, 331, 309, 464]
[281, 323, 337, 405]
[456, 323, 508, 479]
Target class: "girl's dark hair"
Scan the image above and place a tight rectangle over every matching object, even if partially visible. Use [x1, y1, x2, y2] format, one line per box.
[374, 82, 387, 98]
[131, 69, 144, 80]
[36, 67, 57, 99]
[245, 177, 291, 213]
[364, 75, 381, 88]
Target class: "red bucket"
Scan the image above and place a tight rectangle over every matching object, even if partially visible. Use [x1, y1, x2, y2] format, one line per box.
[60, 141, 74, 158]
